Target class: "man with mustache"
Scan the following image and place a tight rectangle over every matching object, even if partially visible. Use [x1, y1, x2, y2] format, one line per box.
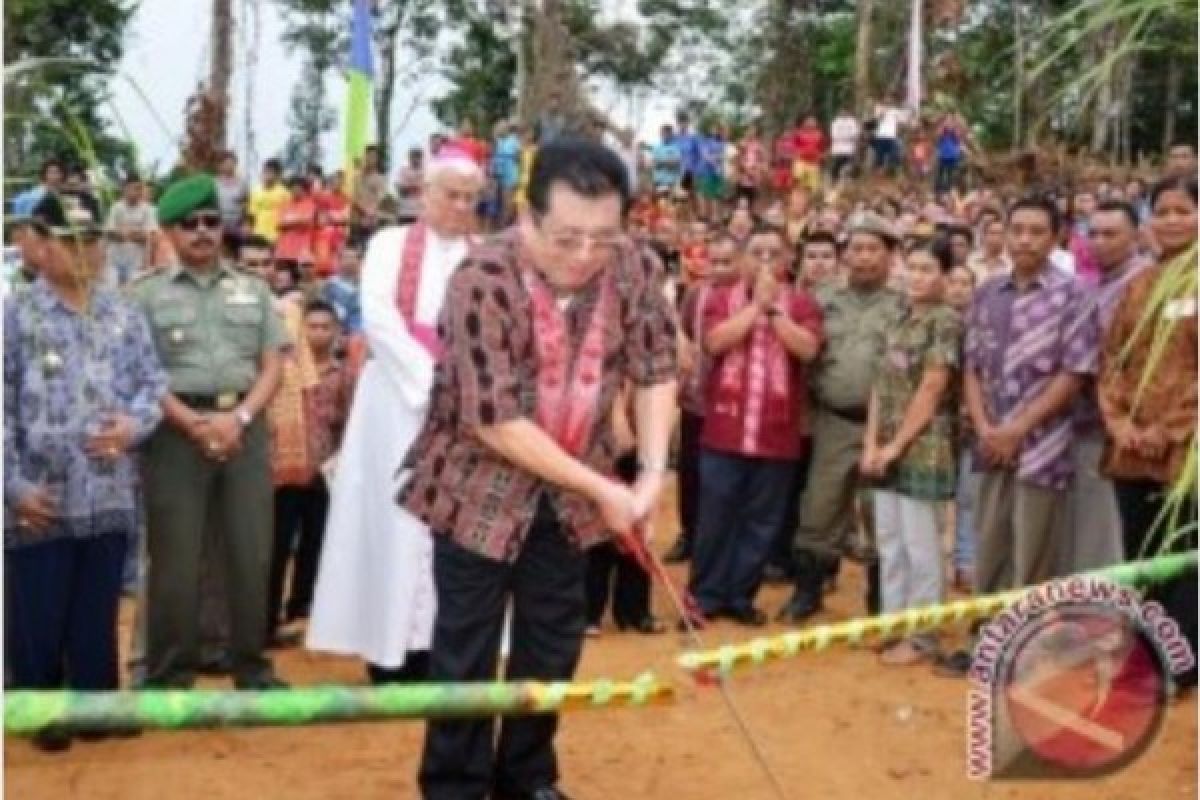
[130, 174, 289, 689]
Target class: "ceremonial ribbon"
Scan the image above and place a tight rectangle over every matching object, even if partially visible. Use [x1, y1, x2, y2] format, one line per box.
[5, 674, 674, 736]
[677, 551, 1198, 677]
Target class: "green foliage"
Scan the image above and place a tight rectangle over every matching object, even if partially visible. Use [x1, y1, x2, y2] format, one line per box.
[431, 14, 517, 132]
[275, 0, 342, 172]
[3, 0, 138, 187]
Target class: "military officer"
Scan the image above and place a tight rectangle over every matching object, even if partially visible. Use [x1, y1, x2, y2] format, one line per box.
[130, 174, 288, 689]
[779, 211, 905, 623]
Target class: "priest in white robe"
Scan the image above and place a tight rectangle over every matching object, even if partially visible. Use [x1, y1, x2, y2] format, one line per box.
[306, 149, 483, 681]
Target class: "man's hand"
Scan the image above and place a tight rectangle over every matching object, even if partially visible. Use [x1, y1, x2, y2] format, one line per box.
[195, 413, 244, 461]
[982, 421, 1024, 466]
[85, 413, 137, 462]
[14, 486, 58, 532]
[753, 266, 779, 309]
[631, 469, 666, 522]
[873, 442, 903, 475]
[592, 479, 638, 537]
[859, 445, 880, 477]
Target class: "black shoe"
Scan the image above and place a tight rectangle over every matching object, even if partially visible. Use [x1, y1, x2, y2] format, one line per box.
[494, 787, 572, 800]
[75, 724, 143, 742]
[865, 561, 882, 615]
[931, 650, 972, 678]
[31, 726, 72, 753]
[616, 616, 667, 635]
[235, 674, 289, 690]
[777, 552, 824, 624]
[197, 653, 234, 676]
[529, 789, 571, 800]
[726, 607, 768, 627]
[663, 538, 692, 564]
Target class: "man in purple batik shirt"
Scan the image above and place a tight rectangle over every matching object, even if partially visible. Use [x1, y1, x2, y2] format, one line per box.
[963, 196, 1099, 596]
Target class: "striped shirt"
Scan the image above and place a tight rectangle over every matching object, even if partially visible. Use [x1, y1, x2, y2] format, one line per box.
[964, 263, 1098, 490]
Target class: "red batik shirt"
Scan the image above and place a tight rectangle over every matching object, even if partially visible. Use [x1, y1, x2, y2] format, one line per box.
[701, 283, 822, 461]
[398, 230, 677, 563]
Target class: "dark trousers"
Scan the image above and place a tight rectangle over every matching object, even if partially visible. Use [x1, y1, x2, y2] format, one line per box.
[689, 449, 797, 614]
[267, 477, 330, 635]
[143, 419, 274, 687]
[585, 543, 651, 627]
[419, 499, 587, 800]
[1115, 479, 1197, 688]
[585, 452, 650, 626]
[6, 533, 128, 690]
[675, 411, 705, 552]
[769, 445, 810, 572]
[934, 158, 961, 193]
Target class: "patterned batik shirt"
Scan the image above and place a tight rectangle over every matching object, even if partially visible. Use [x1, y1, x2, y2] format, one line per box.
[4, 280, 168, 548]
[398, 230, 677, 563]
[875, 303, 962, 502]
[964, 263, 1098, 490]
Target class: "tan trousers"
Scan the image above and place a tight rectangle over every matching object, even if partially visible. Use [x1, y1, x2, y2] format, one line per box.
[974, 470, 1068, 594]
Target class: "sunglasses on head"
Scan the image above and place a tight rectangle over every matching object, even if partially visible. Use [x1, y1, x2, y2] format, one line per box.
[178, 212, 223, 232]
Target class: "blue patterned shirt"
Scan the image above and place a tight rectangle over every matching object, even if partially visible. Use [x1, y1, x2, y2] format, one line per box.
[964, 263, 1098, 490]
[4, 280, 168, 549]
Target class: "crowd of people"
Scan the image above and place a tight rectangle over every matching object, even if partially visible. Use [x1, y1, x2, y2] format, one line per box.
[3, 106, 1198, 800]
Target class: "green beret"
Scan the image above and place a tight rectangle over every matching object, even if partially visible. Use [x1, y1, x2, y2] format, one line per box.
[157, 174, 219, 226]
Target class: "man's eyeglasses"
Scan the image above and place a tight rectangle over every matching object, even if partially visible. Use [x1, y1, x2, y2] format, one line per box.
[535, 216, 625, 253]
[748, 247, 784, 261]
[178, 212, 223, 232]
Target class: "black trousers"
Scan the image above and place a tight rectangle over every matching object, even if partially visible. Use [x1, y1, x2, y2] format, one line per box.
[586, 453, 651, 626]
[6, 533, 127, 690]
[419, 499, 587, 800]
[675, 411, 705, 551]
[1115, 479, 1197, 688]
[689, 450, 797, 614]
[768, 444, 810, 573]
[267, 478, 329, 636]
[585, 544, 651, 628]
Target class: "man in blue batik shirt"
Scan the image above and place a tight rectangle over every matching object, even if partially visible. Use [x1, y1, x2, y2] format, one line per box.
[4, 194, 168, 753]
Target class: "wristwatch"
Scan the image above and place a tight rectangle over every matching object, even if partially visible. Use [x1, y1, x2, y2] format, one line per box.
[234, 407, 253, 428]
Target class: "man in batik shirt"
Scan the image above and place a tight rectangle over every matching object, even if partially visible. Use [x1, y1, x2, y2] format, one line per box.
[401, 138, 676, 800]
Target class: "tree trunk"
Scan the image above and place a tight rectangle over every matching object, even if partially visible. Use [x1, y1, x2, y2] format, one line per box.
[1011, 0, 1024, 152]
[522, 0, 609, 139]
[1090, 27, 1113, 156]
[1163, 52, 1180, 155]
[374, 9, 402, 165]
[210, 0, 234, 150]
[854, 0, 875, 117]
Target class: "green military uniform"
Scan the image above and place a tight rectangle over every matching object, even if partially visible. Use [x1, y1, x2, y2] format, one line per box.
[780, 210, 908, 623]
[795, 282, 905, 564]
[130, 175, 288, 688]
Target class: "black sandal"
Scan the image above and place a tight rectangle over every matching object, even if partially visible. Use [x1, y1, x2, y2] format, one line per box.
[618, 616, 667, 635]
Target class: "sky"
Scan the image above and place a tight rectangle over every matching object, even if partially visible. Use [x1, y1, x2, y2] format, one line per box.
[110, 0, 445, 177]
[109, 0, 676, 180]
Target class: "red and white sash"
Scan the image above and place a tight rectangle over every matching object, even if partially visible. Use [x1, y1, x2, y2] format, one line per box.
[396, 221, 478, 362]
[712, 284, 791, 450]
[522, 263, 616, 457]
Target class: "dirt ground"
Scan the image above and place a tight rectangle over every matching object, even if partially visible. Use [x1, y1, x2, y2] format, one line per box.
[7, 479, 1198, 800]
